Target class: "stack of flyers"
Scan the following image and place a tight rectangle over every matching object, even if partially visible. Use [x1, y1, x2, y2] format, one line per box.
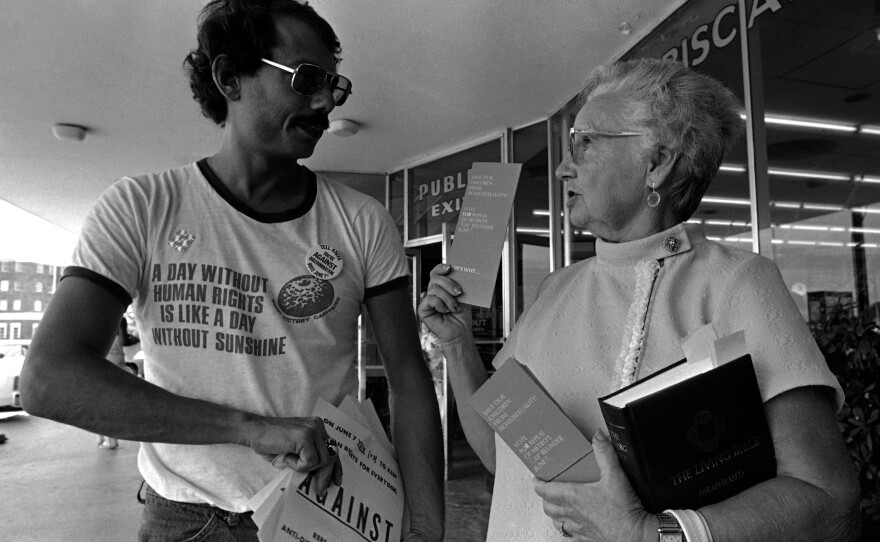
[248, 396, 405, 542]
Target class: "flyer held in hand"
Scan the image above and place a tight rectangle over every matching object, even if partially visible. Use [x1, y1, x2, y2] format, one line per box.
[248, 396, 404, 542]
[446, 162, 522, 308]
[470, 357, 600, 483]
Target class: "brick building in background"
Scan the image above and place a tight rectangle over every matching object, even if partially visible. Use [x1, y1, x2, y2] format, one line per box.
[0, 260, 63, 342]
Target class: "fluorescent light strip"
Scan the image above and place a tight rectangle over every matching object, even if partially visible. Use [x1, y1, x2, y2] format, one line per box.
[515, 227, 595, 237]
[802, 203, 844, 211]
[737, 113, 880, 136]
[790, 225, 830, 231]
[723, 164, 879, 182]
[768, 239, 860, 248]
[702, 220, 750, 228]
[516, 228, 550, 235]
[772, 201, 802, 209]
[532, 210, 567, 217]
[774, 225, 880, 236]
[704, 198, 845, 212]
[769, 168, 851, 181]
[856, 175, 880, 183]
[701, 196, 751, 206]
[764, 115, 857, 132]
[710, 237, 880, 249]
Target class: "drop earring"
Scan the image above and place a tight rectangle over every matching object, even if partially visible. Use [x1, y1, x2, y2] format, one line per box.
[647, 182, 660, 208]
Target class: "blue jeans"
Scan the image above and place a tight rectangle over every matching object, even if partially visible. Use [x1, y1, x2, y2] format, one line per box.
[138, 484, 259, 542]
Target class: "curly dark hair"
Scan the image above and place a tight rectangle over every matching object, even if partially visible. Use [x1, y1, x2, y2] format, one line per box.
[183, 0, 342, 125]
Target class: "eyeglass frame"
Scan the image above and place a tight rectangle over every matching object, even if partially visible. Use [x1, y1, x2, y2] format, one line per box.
[568, 127, 642, 164]
[259, 58, 352, 106]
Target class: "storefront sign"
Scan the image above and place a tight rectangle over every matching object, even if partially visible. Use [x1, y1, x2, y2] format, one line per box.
[407, 139, 501, 241]
[661, 0, 784, 67]
[412, 171, 468, 218]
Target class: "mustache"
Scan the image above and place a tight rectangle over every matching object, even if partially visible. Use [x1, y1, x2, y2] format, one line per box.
[293, 115, 330, 131]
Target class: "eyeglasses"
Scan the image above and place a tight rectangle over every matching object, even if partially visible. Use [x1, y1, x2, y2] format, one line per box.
[568, 127, 642, 164]
[260, 58, 352, 106]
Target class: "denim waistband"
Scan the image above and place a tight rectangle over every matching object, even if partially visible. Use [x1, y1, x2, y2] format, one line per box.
[141, 482, 253, 527]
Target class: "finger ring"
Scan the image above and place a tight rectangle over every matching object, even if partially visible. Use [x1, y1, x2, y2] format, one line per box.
[324, 438, 338, 457]
[558, 524, 572, 538]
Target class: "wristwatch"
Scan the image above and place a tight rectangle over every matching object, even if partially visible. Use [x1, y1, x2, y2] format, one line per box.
[658, 512, 687, 542]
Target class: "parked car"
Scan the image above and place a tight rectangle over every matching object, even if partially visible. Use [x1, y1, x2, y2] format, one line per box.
[0, 342, 28, 409]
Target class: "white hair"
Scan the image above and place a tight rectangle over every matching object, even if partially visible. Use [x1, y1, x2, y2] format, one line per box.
[577, 59, 744, 221]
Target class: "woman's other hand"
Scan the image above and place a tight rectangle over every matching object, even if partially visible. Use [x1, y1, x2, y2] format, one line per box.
[533, 430, 651, 541]
[417, 264, 472, 342]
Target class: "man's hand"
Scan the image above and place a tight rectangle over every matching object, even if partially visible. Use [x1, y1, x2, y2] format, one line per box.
[533, 430, 650, 541]
[247, 415, 343, 498]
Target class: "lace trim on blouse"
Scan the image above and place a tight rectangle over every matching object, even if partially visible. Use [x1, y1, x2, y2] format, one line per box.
[612, 259, 662, 389]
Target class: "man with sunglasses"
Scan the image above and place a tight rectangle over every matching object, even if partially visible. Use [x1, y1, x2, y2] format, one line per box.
[21, 1, 443, 541]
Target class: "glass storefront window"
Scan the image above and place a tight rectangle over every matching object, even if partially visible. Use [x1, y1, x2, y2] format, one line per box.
[754, 0, 880, 321]
[407, 139, 502, 241]
[622, 0, 751, 250]
[403, 137, 505, 478]
[512, 121, 551, 316]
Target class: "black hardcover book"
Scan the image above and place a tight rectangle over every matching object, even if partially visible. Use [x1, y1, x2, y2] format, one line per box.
[598, 354, 776, 512]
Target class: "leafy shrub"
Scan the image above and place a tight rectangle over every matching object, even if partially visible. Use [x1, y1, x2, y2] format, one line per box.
[811, 305, 880, 529]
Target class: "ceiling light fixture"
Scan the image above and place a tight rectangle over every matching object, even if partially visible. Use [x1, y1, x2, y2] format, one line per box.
[52, 123, 87, 141]
[327, 119, 360, 137]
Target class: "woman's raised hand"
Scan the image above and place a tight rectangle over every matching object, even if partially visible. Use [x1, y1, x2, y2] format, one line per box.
[417, 264, 472, 343]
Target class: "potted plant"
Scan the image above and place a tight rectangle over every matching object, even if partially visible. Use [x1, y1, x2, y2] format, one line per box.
[811, 304, 880, 540]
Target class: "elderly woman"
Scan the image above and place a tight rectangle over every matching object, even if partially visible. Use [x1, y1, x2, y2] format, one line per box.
[418, 59, 860, 541]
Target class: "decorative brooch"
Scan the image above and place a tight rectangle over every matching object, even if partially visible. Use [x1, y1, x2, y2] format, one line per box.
[663, 235, 680, 253]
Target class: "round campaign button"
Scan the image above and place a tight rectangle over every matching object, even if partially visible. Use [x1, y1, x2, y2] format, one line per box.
[306, 245, 344, 280]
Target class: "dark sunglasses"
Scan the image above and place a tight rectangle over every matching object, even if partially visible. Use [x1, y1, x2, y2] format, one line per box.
[260, 58, 352, 106]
